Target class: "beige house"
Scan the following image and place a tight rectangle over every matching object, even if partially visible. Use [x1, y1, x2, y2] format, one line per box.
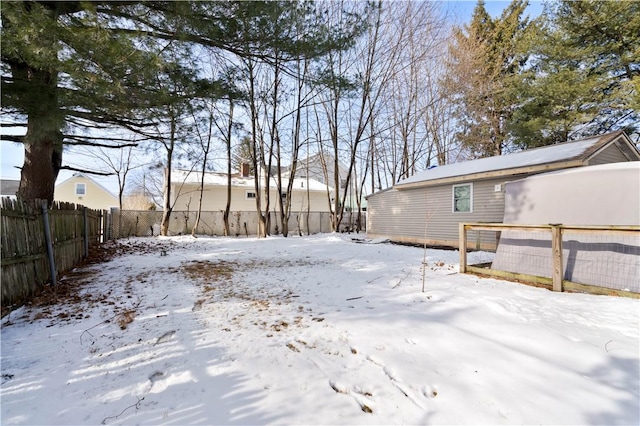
[55, 173, 118, 210]
[170, 169, 334, 213]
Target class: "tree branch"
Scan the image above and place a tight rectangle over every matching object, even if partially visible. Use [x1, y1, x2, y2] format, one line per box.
[64, 140, 139, 148]
[59, 166, 114, 176]
[1, 134, 24, 143]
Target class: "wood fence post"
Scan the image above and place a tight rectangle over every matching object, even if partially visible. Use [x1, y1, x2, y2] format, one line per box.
[459, 223, 467, 273]
[41, 201, 57, 286]
[83, 207, 89, 258]
[102, 210, 107, 241]
[550, 224, 563, 292]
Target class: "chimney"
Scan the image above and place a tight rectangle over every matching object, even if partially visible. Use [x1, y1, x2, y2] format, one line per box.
[241, 163, 250, 177]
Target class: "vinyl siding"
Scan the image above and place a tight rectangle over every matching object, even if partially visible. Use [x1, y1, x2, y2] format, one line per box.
[368, 136, 638, 250]
[55, 176, 118, 210]
[587, 143, 630, 165]
[367, 178, 508, 249]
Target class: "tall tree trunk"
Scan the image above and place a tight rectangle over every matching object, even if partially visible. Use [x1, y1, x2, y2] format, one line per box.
[160, 111, 176, 236]
[223, 99, 234, 237]
[16, 66, 64, 206]
[245, 57, 268, 238]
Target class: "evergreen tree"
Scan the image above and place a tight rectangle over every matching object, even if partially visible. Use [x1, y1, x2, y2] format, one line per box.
[1, 2, 202, 204]
[1, 1, 362, 205]
[443, 0, 531, 157]
[232, 136, 255, 176]
[510, 0, 640, 147]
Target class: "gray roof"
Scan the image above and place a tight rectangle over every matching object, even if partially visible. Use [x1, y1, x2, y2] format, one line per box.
[395, 131, 634, 188]
[0, 179, 20, 196]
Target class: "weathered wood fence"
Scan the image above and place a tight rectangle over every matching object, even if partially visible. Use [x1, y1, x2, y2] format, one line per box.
[1, 198, 104, 307]
[459, 223, 640, 298]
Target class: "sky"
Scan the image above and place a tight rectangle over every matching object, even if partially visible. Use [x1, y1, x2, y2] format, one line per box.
[0, 1, 546, 194]
[1, 233, 638, 425]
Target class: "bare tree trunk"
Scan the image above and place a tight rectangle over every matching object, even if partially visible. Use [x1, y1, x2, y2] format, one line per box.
[244, 56, 269, 238]
[223, 99, 234, 237]
[279, 57, 310, 237]
[160, 109, 177, 236]
[191, 105, 214, 237]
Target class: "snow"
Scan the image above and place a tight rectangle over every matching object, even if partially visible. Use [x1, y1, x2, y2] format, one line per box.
[1, 234, 638, 425]
[396, 134, 607, 186]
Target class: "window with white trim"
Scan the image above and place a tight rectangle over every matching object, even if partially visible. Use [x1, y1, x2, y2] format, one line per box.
[75, 183, 86, 196]
[453, 183, 472, 213]
[246, 190, 256, 200]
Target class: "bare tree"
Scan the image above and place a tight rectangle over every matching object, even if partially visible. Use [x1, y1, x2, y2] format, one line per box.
[316, 1, 402, 232]
[370, 1, 451, 188]
[188, 102, 215, 236]
[71, 140, 144, 209]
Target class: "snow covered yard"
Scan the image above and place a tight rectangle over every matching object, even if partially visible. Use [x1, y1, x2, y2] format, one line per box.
[1, 234, 638, 425]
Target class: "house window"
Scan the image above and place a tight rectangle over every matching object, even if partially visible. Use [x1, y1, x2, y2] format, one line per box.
[281, 192, 287, 201]
[246, 191, 256, 200]
[453, 183, 472, 213]
[75, 183, 86, 196]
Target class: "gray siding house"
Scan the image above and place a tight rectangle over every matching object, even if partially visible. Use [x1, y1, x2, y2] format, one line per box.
[366, 131, 640, 249]
[0, 179, 20, 199]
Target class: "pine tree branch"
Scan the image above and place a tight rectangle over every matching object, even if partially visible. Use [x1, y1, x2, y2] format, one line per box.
[64, 140, 139, 149]
[1, 134, 24, 143]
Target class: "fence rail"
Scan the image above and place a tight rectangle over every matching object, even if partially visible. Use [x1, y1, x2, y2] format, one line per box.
[459, 223, 640, 298]
[1, 198, 104, 307]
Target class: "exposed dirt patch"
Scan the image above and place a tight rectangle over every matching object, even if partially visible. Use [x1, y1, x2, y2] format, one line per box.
[182, 260, 236, 284]
[117, 310, 136, 330]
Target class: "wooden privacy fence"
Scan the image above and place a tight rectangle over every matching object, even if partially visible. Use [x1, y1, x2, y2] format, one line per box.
[460, 223, 640, 298]
[1, 198, 104, 307]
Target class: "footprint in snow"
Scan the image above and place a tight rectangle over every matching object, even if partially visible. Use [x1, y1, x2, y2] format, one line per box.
[329, 380, 374, 413]
[154, 330, 176, 345]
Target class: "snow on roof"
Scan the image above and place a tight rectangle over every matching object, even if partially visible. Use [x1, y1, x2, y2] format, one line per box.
[172, 169, 333, 192]
[396, 132, 620, 187]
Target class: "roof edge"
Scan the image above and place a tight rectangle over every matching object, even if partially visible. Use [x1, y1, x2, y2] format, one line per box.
[394, 160, 585, 190]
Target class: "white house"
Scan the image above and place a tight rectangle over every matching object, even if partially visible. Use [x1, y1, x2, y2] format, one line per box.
[170, 168, 334, 213]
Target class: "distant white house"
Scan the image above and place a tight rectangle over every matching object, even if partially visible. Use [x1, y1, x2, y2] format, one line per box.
[170, 168, 334, 213]
[0, 179, 20, 199]
[55, 173, 118, 210]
